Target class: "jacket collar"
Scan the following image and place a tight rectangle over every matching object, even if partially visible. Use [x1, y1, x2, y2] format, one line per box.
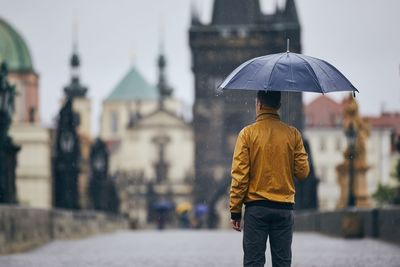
[256, 107, 280, 121]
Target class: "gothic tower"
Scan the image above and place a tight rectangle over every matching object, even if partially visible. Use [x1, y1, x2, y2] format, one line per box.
[189, 0, 303, 205]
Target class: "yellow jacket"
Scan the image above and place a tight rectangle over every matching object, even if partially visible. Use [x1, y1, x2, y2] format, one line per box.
[230, 107, 309, 218]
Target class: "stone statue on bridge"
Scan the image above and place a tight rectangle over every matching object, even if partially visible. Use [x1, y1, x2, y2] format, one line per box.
[336, 94, 370, 208]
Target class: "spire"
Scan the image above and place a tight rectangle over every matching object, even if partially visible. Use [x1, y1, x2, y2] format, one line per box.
[64, 21, 87, 99]
[211, 0, 261, 25]
[71, 20, 80, 76]
[283, 0, 299, 23]
[157, 36, 173, 109]
[191, 0, 201, 25]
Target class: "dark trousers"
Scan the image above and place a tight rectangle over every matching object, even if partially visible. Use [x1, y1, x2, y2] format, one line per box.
[243, 206, 294, 267]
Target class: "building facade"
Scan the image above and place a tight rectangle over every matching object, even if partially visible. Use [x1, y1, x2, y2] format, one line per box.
[101, 51, 194, 227]
[113, 108, 194, 226]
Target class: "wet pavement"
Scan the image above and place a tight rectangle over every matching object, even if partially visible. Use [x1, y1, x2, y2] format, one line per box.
[0, 230, 399, 267]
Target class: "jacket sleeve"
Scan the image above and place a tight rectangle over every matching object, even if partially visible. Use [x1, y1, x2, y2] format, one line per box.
[294, 129, 310, 180]
[229, 129, 250, 220]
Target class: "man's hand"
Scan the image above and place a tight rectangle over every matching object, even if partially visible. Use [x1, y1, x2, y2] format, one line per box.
[231, 219, 241, 232]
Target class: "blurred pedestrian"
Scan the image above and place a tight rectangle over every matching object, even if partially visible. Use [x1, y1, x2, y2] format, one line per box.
[194, 203, 208, 229]
[230, 91, 309, 267]
[178, 210, 190, 229]
[176, 202, 192, 229]
[153, 200, 172, 230]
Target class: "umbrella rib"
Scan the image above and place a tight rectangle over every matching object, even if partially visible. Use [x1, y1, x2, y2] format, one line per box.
[305, 56, 340, 93]
[219, 56, 262, 90]
[293, 54, 325, 93]
[265, 53, 286, 91]
[244, 57, 267, 89]
[318, 59, 359, 93]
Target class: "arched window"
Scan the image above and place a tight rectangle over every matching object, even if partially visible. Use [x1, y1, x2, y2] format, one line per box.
[110, 111, 118, 134]
[320, 137, 326, 152]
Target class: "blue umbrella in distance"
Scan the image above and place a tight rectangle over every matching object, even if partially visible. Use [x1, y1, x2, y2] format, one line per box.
[195, 203, 208, 217]
[153, 200, 173, 212]
[218, 41, 358, 95]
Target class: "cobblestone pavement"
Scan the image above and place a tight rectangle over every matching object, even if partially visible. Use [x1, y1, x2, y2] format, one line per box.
[0, 231, 399, 267]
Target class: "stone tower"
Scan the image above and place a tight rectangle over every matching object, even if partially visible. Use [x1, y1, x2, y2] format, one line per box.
[189, 0, 303, 205]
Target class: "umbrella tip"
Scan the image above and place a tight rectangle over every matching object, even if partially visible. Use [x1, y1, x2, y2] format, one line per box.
[286, 38, 290, 53]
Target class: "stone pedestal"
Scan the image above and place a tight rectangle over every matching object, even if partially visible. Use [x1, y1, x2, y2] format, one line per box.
[336, 163, 370, 209]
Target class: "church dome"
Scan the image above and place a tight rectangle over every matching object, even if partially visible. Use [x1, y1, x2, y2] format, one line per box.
[0, 18, 34, 71]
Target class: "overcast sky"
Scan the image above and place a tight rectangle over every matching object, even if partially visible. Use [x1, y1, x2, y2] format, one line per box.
[1, 0, 399, 135]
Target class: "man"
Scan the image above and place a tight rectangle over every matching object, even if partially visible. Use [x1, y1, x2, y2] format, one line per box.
[230, 90, 309, 267]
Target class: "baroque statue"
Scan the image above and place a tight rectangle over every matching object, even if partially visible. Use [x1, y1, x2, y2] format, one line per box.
[336, 94, 370, 208]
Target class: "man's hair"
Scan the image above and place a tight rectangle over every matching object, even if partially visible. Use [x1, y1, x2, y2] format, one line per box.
[257, 90, 281, 109]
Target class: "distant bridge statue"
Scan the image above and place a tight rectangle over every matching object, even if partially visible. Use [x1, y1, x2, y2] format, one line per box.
[0, 62, 20, 204]
[336, 95, 370, 208]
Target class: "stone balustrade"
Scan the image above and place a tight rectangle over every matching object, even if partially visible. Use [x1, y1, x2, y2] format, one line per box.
[0, 205, 129, 254]
[295, 207, 400, 244]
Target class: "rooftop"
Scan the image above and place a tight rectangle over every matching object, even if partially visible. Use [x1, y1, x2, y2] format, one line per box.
[0, 18, 34, 72]
[105, 66, 158, 102]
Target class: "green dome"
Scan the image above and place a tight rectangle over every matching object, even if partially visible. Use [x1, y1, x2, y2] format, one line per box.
[0, 18, 34, 72]
[106, 66, 158, 101]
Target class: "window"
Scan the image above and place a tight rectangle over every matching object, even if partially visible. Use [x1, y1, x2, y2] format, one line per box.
[319, 166, 328, 182]
[320, 137, 326, 151]
[305, 115, 313, 126]
[335, 116, 342, 126]
[110, 111, 118, 134]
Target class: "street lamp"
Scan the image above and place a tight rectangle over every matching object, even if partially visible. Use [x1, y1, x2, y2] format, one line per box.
[345, 123, 357, 207]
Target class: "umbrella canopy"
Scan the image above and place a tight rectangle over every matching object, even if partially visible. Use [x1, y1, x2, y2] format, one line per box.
[195, 204, 208, 216]
[176, 202, 192, 214]
[153, 200, 173, 212]
[218, 52, 358, 94]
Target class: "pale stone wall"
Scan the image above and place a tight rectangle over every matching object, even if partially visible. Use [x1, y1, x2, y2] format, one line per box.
[366, 128, 393, 190]
[304, 128, 345, 210]
[73, 98, 91, 138]
[0, 205, 129, 254]
[111, 113, 194, 183]
[9, 123, 52, 209]
[100, 100, 155, 141]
